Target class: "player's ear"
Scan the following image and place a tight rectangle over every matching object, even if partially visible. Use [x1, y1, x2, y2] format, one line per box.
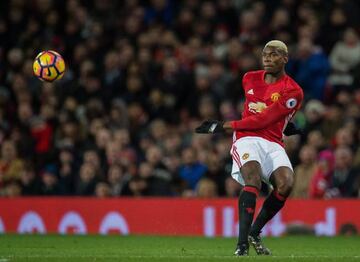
[283, 55, 288, 64]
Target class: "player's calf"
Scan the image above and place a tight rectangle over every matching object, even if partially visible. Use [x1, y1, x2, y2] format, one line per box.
[236, 161, 262, 250]
[249, 189, 287, 239]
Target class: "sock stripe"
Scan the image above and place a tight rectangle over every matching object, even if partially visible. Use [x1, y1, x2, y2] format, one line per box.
[243, 186, 259, 197]
[273, 190, 286, 201]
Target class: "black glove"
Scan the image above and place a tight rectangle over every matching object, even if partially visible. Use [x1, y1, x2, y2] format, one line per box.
[283, 122, 303, 136]
[195, 120, 225, 134]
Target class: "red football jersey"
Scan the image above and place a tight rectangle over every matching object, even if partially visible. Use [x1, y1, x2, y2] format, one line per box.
[230, 70, 304, 146]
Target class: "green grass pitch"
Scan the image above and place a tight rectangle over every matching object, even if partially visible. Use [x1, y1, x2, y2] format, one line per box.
[0, 235, 359, 261]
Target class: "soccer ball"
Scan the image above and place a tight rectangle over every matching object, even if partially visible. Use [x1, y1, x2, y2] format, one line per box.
[33, 50, 65, 82]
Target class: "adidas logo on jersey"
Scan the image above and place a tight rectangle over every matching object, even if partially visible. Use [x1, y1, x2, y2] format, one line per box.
[247, 89, 254, 95]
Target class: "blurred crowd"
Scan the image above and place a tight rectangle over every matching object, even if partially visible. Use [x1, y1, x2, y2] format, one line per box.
[0, 0, 359, 198]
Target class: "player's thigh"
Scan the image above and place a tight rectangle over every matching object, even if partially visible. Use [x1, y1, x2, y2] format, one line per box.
[231, 139, 263, 188]
[263, 144, 293, 185]
[240, 161, 262, 188]
[270, 166, 294, 197]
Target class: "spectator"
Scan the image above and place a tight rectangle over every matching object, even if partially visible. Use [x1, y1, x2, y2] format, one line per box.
[310, 150, 335, 199]
[287, 38, 330, 100]
[125, 176, 147, 197]
[204, 151, 227, 196]
[20, 162, 41, 196]
[196, 178, 218, 198]
[40, 165, 60, 196]
[4, 181, 22, 197]
[302, 100, 325, 140]
[327, 146, 359, 197]
[95, 182, 111, 198]
[179, 147, 207, 190]
[83, 148, 104, 178]
[209, 60, 233, 100]
[329, 28, 360, 89]
[321, 105, 344, 143]
[334, 127, 354, 149]
[225, 177, 242, 197]
[307, 130, 326, 152]
[145, 145, 171, 181]
[75, 163, 98, 196]
[107, 164, 129, 196]
[138, 161, 172, 196]
[320, 7, 348, 54]
[144, 0, 173, 27]
[292, 145, 318, 198]
[0, 140, 25, 185]
[57, 146, 77, 195]
[108, 99, 129, 130]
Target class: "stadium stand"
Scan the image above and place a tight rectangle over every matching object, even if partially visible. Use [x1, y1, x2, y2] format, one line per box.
[0, 0, 359, 198]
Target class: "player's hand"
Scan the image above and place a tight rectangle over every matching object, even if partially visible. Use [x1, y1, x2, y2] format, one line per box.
[195, 120, 225, 134]
[283, 122, 303, 136]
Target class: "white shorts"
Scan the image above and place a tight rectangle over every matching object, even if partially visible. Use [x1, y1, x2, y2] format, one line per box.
[230, 136, 293, 186]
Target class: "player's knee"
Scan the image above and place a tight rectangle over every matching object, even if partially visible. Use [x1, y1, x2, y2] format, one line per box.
[247, 178, 262, 190]
[277, 174, 294, 197]
[241, 161, 262, 189]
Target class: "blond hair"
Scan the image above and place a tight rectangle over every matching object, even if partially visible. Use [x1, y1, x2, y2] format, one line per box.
[264, 40, 288, 54]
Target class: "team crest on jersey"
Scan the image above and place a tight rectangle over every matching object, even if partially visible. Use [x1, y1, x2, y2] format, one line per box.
[248, 102, 267, 113]
[242, 153, 249, 160]
[286, 98, 297, 109]
[271, 92, 281, 102]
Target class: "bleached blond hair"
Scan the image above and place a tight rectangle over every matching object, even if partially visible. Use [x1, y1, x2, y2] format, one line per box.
[264, 40, 288, 54]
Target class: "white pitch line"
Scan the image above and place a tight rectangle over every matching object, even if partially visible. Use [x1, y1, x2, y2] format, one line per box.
[2, 255, 360, 259]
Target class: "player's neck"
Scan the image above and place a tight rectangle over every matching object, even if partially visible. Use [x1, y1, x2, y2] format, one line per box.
[264, 70, 285, 84]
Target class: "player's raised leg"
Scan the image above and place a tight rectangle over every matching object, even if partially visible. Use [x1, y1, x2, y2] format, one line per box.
[234, 161, 262, 256]
[249, 166, 294, 255]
